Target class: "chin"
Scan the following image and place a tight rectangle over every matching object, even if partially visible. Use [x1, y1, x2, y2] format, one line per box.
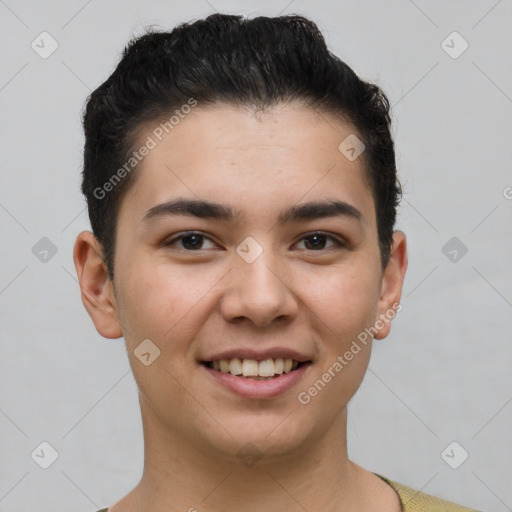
[205, 410, 315, 462]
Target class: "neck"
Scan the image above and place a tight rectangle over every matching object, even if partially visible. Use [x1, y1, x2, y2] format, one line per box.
[111, 399, 370, 512]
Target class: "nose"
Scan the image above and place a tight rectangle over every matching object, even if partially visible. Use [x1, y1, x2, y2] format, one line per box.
[219, 248, 299, 327]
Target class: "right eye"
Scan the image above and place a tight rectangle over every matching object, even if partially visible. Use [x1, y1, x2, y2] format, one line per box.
[162, 232, 218, 251]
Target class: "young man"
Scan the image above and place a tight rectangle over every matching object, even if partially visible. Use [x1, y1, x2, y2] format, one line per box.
[73, 13, 479, 512]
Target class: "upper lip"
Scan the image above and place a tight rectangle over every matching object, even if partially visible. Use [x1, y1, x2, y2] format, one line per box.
[201, 347, 312, 363]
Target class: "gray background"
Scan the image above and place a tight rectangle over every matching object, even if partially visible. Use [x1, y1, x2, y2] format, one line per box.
[1, 0, 511, 511]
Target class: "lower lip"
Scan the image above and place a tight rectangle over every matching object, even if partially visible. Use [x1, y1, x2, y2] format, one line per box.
[201, 363, 311, 399]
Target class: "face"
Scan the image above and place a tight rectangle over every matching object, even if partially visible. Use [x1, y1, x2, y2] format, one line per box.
[75, 102, 407, 463]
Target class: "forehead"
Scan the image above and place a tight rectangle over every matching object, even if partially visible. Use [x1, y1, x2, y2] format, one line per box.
[119, 103, 374, 225]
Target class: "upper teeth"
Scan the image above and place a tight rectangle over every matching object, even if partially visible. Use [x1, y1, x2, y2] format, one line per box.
[211, 358, 299, 377]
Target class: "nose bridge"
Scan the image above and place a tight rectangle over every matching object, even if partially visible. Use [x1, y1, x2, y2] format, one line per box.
[220, 238, 297, 326]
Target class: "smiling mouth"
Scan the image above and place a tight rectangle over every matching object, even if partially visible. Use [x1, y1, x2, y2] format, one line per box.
[202, 358, 311, 380]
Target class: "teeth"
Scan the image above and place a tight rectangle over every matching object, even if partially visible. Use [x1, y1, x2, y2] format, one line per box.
[209, 357, 301, 377]
[242, 359, 259, 376]
[229, 358, 243, 375]
[258, 358, 275, 377]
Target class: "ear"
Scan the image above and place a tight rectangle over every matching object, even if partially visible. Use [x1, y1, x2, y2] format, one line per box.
[373, 230, 408, 340]
[73, 230, 123, 339]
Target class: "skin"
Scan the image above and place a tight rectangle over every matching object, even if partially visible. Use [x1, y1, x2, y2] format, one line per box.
[74, 102, 407, 512]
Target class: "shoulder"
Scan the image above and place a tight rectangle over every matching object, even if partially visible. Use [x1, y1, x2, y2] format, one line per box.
[377, 475, 482, 512]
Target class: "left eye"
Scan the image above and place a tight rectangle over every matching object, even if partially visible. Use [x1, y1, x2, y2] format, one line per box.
[164, 232, 217, 251]
[295, 232, 342, 251]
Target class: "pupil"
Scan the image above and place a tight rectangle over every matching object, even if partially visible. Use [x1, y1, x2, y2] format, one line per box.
[183, 234, 202, 250]
[306, 234, 325, 250]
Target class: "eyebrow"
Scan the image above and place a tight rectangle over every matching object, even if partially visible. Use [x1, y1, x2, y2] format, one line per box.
[142, 198, 363, 225]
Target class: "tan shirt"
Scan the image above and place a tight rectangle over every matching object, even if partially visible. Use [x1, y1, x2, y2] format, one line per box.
[378, 475, 480, 511]
[95, 474, 480, 511]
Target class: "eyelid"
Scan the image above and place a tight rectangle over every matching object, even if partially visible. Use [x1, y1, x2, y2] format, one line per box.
[163, 230, 347, 251]
[293, 231, 346, 250]
[163, 231, 219, 249]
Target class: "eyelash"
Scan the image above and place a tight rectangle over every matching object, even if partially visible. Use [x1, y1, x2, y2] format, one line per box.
[162, 231, 346, 252]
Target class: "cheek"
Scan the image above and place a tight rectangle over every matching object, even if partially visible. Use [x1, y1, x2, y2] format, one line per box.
[296, 267, 378, 413]
[115, 254, 220, 347]
[301, 260, 381, 342]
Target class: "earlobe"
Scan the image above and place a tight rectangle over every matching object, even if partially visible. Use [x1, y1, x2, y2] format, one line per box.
[73, 231, 123, 339]
[374, 230, 408, 340]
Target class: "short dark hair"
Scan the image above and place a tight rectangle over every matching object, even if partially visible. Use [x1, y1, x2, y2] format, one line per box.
[81, 13, 402, 281]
